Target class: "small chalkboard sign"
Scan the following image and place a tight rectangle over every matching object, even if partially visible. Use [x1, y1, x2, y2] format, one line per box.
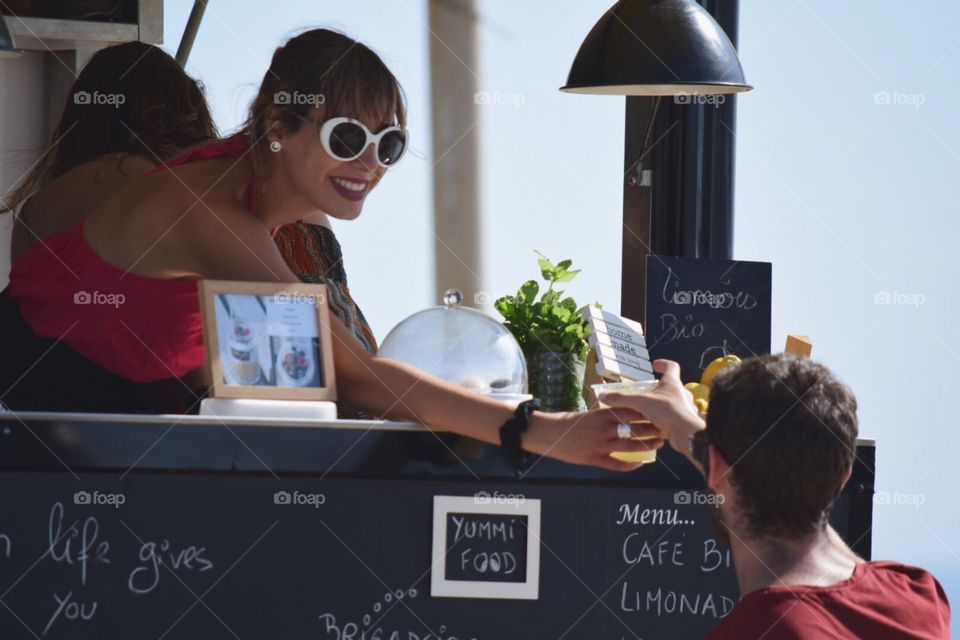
[431, 495, 541, 600]
[645, 256, 772, 382]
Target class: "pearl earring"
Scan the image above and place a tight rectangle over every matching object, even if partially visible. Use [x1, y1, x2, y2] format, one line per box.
[269, 140, 282, 153]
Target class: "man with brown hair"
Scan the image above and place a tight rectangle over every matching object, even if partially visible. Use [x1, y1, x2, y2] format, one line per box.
[600, 354, 950, 639]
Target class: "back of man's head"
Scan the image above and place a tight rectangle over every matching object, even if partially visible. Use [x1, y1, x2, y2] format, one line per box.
[707, 354, 859, 539]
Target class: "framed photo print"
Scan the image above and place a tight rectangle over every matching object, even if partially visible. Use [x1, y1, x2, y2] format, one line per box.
[198, 280, 337, 401]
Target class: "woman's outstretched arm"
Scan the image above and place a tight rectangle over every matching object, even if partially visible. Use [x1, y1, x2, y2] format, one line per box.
[195, 216, 665, 471]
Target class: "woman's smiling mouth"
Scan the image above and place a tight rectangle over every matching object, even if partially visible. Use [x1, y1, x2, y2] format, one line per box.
[330, 176, 370, 201]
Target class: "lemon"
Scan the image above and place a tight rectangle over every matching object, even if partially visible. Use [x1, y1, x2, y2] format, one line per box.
[684, 382, 710, 403]
[700, 354, 742, 386]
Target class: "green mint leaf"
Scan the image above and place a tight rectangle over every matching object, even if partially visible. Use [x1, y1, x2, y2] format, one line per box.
[519, 280, 539, 304]
[537, 259, 555, 282]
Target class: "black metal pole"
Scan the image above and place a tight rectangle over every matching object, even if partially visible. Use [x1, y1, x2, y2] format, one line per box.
[620, 0, 742, 325]
[702, 0, 740, 260]
[175, 0, 208, 67]
[621, 96, 657, 324]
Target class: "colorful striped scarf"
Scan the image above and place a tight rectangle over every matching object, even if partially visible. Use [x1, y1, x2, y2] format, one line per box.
[274, 221, 378, 418]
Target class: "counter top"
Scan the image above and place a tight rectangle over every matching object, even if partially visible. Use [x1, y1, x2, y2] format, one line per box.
[0, 411, 875, 488]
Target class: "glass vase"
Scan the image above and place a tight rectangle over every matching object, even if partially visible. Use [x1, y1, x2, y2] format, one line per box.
[528, 351, 586, 412]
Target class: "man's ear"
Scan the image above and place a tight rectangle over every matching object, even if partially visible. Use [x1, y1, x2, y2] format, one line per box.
[839, 465, 853, 490]
[707, 444, 731, 493]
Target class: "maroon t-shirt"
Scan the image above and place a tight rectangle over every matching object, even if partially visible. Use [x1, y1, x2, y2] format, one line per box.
[706, 561, 950, 639]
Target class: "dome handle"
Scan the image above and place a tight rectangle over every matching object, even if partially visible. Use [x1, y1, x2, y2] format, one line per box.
[443, 289, 463, 307]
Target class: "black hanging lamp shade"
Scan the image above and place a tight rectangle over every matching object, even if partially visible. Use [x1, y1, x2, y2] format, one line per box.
[561, 0, 751, 95]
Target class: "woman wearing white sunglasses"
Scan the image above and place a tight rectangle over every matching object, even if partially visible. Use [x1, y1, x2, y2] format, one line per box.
[262, 32, 407, 417]
[2, 29, 663, 471]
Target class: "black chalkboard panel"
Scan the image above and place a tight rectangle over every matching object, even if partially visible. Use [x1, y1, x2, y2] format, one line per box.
[645, 256, 772, 382]
[0, 413, 874, 640]
[0, 474, 752, 639]
[445, 513, 528, 583]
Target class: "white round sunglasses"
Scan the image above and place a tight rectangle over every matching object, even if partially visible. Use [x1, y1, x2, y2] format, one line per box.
[317, 117, 407, 168]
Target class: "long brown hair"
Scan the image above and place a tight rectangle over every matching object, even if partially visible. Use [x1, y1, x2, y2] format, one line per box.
[244, 28, 406, 166]
[2, 41, 217, 214]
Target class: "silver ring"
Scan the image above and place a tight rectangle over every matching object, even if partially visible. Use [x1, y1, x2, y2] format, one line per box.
[616, 423, 632, 440]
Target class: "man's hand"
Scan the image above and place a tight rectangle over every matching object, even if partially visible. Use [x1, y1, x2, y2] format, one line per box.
[597, 360, 706, 460]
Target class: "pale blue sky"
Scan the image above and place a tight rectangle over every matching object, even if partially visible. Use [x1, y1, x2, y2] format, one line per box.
[164, 0, 960, 629]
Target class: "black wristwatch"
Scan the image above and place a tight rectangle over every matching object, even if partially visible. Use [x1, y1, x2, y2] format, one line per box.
[499, 399, 540, 474]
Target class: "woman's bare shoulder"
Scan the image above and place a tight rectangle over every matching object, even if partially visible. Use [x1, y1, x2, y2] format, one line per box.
[140, 160, 282, 275]
[56, 153, 157, 191]
[100, 153, 158, 179]
[10, 154, 159, 260]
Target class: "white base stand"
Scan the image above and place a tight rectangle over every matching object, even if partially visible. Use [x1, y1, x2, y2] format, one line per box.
[199, 398, 338, 421]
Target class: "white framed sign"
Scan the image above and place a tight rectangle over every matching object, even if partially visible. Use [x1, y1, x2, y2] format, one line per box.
[583, 306, 653, 381]
[430, 495, 541, 600]
[593, 343, 655, 380]
[585, 306, 646, 345]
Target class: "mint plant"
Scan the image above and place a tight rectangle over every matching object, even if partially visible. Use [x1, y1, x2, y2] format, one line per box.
[494, 253, 593, 362]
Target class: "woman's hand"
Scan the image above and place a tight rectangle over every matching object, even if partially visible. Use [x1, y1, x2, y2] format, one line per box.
[523, 407, 666, 472]
[596, 359, 705, 459]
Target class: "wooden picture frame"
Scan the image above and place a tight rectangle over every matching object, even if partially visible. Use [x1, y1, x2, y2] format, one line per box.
[198, 280, 337, 401]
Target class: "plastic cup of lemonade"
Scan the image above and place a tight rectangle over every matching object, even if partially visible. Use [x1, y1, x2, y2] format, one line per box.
[592, 380, 660, 464]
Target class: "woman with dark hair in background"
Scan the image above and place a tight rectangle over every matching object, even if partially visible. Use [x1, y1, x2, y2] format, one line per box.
[3, 40, 217, 264]
[0, 28, 662, 470]
[1, 40, 216, 412]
